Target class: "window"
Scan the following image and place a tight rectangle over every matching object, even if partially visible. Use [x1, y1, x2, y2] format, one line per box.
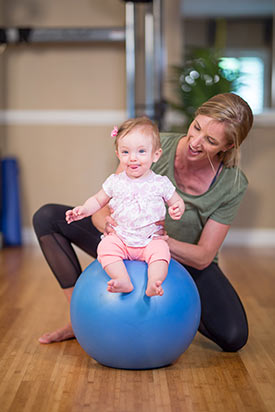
[219, 56, 265, 114]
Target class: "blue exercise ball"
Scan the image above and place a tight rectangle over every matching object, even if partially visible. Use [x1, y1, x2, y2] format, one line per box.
[70, 259, 201, 370]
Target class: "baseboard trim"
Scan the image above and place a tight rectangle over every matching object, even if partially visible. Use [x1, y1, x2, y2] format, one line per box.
[22, 227, 275, 247]
[223, 229, 275, 247]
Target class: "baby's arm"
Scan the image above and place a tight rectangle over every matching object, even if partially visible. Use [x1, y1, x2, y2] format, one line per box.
[66, 189, 110, 224]
[167, 192, 185, 220]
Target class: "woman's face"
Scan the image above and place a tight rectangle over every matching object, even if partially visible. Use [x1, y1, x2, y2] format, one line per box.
[185, 115, 231, 162]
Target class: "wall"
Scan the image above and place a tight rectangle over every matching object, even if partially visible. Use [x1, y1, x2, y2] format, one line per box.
[236, 125, 275, 230]
[0, 0, 274, 246]
[182, 12, 275, 245]
[0, 0, 125, 231]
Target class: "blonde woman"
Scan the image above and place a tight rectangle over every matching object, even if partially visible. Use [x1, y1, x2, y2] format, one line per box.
[33, 93, 253, 350]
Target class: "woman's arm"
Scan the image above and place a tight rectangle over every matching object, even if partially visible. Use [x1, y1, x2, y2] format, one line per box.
[167, 219, 231, 270]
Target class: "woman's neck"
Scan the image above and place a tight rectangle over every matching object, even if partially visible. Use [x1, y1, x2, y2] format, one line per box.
[174, 137, 222, 195]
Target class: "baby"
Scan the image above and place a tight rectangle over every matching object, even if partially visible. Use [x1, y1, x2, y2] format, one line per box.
[66, 117, 185, 296]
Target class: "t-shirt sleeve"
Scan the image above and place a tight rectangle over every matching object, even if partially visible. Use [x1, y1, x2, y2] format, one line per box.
[161, 176, 176, 201]
[102, 174, 115, 197]
[210, 174, 248, 225]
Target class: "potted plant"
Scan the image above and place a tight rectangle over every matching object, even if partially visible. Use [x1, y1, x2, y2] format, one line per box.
[169, 47, 241, 129]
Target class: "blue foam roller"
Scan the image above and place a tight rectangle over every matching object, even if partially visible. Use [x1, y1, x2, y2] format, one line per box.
[1, 157, 22, 246]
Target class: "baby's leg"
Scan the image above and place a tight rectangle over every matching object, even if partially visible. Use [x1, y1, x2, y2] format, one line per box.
[105, 261, 134, 293]
[144, 239, 170, 297]
[146, 260, 168, 296]
[97, 234, 133, 293]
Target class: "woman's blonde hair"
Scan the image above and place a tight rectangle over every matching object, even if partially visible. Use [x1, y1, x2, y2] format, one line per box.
[114, 116, 160, 151]
[195, 93, 254, 167]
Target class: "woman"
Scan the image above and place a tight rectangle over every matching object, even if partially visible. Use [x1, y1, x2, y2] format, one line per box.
[33, 93, 253, 351]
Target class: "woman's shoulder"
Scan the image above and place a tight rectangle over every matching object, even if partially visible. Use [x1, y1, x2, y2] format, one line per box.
[223, 167, 248, 184]
[159, 132, 184, 150]
[152, 134, 181, 176]
[219, 167, 248, 196]
[153, 133, 184, 172]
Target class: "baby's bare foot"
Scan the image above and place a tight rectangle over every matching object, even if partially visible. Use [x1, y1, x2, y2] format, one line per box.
[38, 323, 75, 344]
[107, 279, 134, 293]
[146, 280, 164, 297]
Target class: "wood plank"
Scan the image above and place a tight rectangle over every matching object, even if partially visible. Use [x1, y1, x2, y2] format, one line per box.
[0, 246, 274, 411]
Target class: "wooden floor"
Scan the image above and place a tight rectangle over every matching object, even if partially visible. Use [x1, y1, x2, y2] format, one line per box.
[0, 245, 275, 412]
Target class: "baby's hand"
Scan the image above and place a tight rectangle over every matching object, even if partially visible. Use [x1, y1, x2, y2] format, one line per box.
[65, 206, 88, 224]
[168, 199, 185, 220]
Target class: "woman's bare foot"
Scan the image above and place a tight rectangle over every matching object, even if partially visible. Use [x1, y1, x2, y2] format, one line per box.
[38, 323, 75, 344]
[146, 280, 164, 297]
[107, 278, 134, 293]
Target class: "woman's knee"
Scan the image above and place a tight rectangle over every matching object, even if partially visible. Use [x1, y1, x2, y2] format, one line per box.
[32, 203, 68, 238]
[199, 322, 248, 352]
[221, 326, 249, 352]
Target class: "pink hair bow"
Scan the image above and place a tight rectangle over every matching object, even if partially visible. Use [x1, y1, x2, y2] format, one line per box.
[111, 126, 118, 138]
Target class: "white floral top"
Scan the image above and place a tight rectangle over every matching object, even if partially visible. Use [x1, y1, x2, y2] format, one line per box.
[102, 170, 175, 247]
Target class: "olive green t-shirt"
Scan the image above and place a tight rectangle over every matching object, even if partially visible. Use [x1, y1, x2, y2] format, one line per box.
[152, 133, 248, 263]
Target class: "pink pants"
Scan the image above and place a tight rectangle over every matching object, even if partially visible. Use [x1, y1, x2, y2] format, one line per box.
[97, 233, 170, 269]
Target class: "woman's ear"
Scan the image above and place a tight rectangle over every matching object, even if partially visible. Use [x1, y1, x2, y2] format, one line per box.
[224, 143, 234, 152]
[152, 148, 162, 163]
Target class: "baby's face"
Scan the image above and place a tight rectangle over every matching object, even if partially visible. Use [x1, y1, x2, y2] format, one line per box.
[116, 129, 161, 179]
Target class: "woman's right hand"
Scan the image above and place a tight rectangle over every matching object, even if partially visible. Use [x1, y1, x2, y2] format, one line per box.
[154, 220, 169, 241]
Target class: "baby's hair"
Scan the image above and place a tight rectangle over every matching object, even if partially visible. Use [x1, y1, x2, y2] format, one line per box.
[114, 116, 161, 151]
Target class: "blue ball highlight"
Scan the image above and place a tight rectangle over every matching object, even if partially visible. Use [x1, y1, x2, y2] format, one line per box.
[70, 259, 201, 370]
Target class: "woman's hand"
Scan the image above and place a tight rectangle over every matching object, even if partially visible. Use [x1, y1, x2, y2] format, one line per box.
[103, 208, 117, 236]
[153, 220, 169, 241]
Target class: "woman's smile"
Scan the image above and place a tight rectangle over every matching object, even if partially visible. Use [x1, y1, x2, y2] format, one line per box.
[189, 143, 202, 155]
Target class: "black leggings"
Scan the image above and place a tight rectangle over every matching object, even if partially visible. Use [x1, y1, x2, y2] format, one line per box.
[33, 203, 248, 352]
